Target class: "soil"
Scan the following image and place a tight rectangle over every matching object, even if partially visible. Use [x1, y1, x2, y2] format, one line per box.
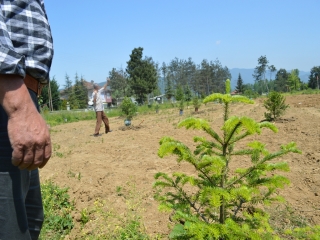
[40, 94, 320, 238]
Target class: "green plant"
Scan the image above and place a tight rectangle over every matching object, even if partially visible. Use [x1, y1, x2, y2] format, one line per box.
[55, 152, 64, 158]
[40, 180, 74, 239]
[41, 104, 50, 114]
[192, 96, 201, 111]
[153, 79, 302, 239]
[155, 103, 160, 112]
[178, 100, 185, 111]
[79, 181, 157, 240]
[120, 97, 138, 120]
[264, 91, 289, 121]
[67, 170, 76, 178]
[116, 186, 122, 196]
[80, 208, 90, 226]
[243, 89, 259, 99]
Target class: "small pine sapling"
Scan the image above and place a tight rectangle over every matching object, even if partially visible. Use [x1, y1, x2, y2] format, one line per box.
[264, 91, 289, 121]
[192, 96, 202, 112]
[153, 79, 301, 239]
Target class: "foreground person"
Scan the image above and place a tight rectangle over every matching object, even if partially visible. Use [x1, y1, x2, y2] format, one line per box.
[0, 1, 54, 239]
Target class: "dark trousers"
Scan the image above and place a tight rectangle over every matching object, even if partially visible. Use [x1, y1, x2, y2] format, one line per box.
[94, 111, 110, 134]
[0, 90, 44, 240]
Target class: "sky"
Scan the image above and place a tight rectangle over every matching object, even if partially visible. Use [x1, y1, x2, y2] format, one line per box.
[44, 0, 320, 87]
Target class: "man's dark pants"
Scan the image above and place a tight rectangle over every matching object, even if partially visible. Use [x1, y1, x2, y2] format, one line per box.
[0, 89, 44, 240]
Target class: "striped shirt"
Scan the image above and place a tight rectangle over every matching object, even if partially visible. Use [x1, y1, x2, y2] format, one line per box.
[0, 0, 53, 83]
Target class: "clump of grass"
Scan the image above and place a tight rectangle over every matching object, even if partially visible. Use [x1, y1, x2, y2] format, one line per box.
[40, 180, 74, 239]
[266, 204, 320, 239]
[79, 181, 162, 240]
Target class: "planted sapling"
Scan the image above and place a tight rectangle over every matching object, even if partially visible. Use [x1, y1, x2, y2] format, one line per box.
[153, 79, 301, 239]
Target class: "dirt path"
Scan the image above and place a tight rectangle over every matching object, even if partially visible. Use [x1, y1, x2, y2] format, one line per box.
[40, 94, 320, 238]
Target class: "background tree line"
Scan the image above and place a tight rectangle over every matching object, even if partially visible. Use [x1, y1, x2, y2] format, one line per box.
[234, 55, 320, 97]
[41, 50, 320, 111]
[41, 73, 88, 111]
[109, 47, 231, 104]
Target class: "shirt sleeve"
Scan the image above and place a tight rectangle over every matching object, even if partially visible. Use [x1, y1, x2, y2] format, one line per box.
[0, 1, 54, 83]
[0, 8, 26, 78]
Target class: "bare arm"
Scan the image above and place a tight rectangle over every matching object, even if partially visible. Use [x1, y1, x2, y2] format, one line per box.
[103, 78, 109, 90]
[0, 74, 51, 170]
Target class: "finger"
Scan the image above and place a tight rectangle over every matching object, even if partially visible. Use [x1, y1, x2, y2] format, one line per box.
[39, 141, 52, 169]
[17, 148, 34, 170]
[11, 144, 24, 167]
[27, 144, 44, 171]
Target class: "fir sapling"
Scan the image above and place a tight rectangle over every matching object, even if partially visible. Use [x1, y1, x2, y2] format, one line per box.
[153, 79, 301, 239]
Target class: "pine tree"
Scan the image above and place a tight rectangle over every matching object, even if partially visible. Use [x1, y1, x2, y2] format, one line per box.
[235, 73, 244, 93]
[154, 79, 301, 239]
[308, 66, 320, 89]
[175, 85, 184, 101]
[264, 91, 289, 121]
[165, 78, 174, 101]
[64, 73, 73, 98]
[184, 85, 192, 102]
[41, 76, 60, 110]
[108, 68, 128, 97]
[126, 47, 158, 103]
[73, 74, 88, 109]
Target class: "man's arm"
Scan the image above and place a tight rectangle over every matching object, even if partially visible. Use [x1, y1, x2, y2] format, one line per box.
[0, 74, 51, 170]
[93, 91, 97, 103]
[102, 78, 109, 90]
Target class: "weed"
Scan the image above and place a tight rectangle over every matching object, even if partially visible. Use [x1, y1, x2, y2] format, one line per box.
[55, 152, 64, 158]
[116, 186, 122, 196]
[80, 208, 90, 226]
[53, 143, 60, 151]
[67, 170, 76, 178]
[40, 180, 74, 239]
[77, 180, 157, 240]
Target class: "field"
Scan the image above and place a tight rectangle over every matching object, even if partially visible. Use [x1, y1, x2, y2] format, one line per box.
[40, 94, 320, 239]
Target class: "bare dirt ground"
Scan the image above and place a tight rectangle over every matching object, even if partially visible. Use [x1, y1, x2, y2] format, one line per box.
[40, 94, 320, 238]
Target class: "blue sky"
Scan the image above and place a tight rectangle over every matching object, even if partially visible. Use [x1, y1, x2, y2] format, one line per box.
[45, 0, 320, 87]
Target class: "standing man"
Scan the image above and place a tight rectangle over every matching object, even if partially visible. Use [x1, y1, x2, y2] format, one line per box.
[0, 1, 54, 239]
[92, 78, 111, 136]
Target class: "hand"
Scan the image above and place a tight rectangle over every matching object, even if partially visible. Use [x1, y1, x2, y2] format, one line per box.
[7, 107, 51, 170]
[0, 75, 52, 170]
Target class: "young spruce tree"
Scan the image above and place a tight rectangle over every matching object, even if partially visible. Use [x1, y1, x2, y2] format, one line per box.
[154, 79, 302, 239]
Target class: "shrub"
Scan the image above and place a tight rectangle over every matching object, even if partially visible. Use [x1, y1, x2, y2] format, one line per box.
[178, 100, 185, 111]
[155, 103, 160, 112]
[120, 97, 137, 120]
[153, 79, 302, 239]
[192, 96, 201, 111]
[264, 91, 289, 121]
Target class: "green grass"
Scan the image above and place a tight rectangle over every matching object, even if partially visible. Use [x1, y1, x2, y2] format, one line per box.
[40, 180, 163, 240]
[40, 180, 74, 240]
[267, 204, 320, 239]
[42, 103, 175, 127]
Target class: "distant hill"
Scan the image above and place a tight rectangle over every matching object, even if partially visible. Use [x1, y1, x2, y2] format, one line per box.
[230, 68, 310, 89]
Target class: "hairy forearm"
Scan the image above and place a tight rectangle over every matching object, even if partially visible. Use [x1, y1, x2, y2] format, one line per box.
[0, 74, 51, 170]
[0, 74, 38, 117]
